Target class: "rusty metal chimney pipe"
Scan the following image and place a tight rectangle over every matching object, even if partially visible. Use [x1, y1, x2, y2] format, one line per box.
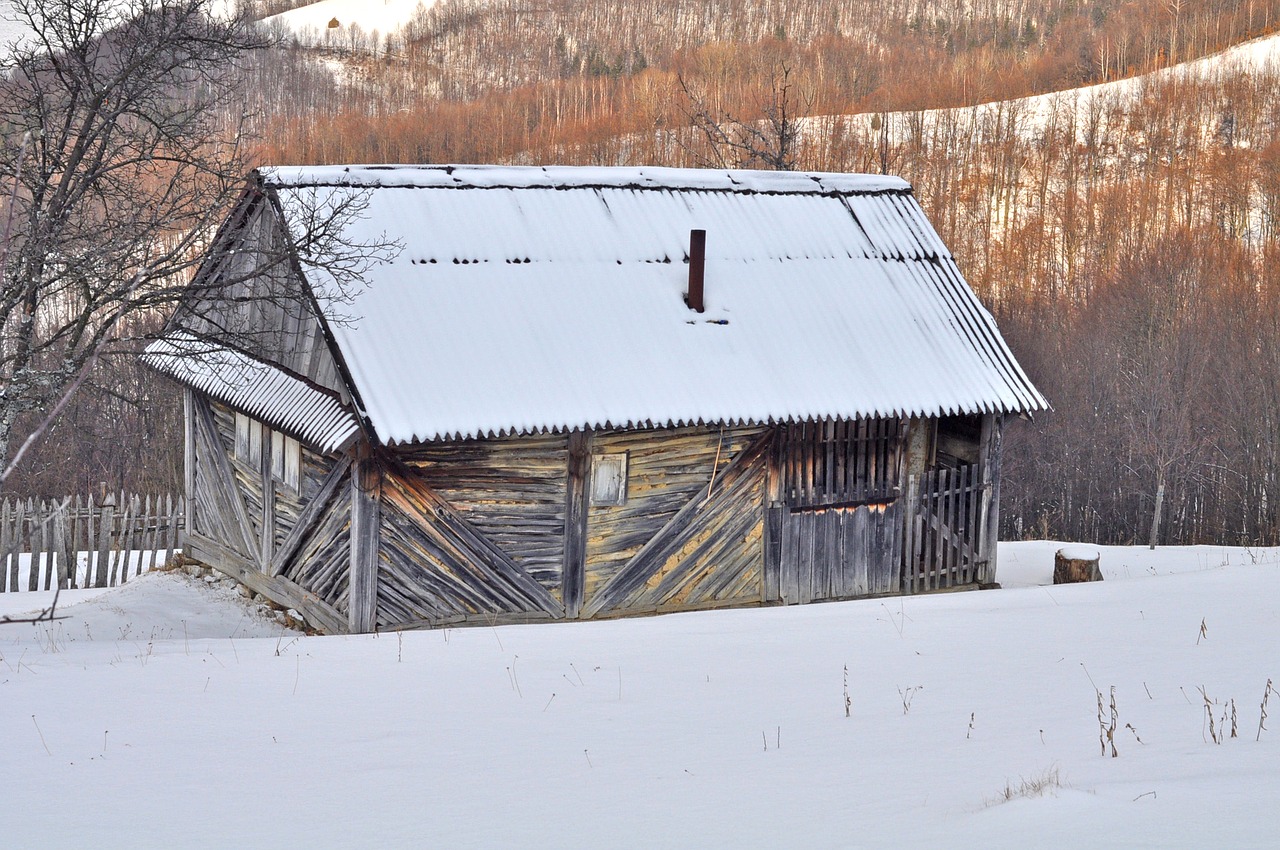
[687, 228, 706, 313]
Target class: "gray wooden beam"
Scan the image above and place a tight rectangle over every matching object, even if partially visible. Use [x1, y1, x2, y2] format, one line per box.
[261, 427, 275, 571]
[562, 430, 591, 618]
[977, 413, 1004, 586]
[183, 388, 196, 544]
[348, 445, 381, 634]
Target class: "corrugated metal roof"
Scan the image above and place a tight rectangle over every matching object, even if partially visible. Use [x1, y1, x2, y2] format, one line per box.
[143, 334, 361, 454]
[258, 165, 1046, 444]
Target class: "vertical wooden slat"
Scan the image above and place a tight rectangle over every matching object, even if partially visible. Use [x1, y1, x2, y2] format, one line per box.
[53, 501, 70, 590]
[170, 495, 183, 557]
[27, 498, 43, 592]
[824, 419, 835, 503]
[763, 430, 783, 604]
[141, 495, 155, 575]
[10, 499, 25, 593]
[184, 389, 197, 545]
[118, 496, 137, 585]
[348, 448, 381, 634]
[261, 430, 275, 571]
[924, 471, 938, 592]
[978, 414, 1004, 586]
[69, 496, 83, 589]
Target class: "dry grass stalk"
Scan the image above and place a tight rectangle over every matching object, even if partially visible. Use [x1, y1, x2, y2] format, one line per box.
[1199, 685, 1222, 744]
[1258, 679, 1275, 742]
[988, 767, 1062, 806]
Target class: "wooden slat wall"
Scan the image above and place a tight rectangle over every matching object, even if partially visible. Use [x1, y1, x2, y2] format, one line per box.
[178, 200, 345, 395]
[0, 495, 184, 592]
[400, 433, 569, 595]
[375, 468, 563, 629]
[583, 426, 765, 602]
[273, 444, 337, 553]
[781, 418, 903, 509]
[581, 430, 770, 618]
[212, 403, 266, 547]
[279, 478, 352, 616]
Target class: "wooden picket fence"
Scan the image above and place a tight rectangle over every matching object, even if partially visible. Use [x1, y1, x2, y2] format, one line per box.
[0, 493, 185, 592]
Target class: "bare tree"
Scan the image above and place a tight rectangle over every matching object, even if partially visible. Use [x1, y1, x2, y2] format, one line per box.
[677, 63, 810, 171]
[0, 0, 276, 487]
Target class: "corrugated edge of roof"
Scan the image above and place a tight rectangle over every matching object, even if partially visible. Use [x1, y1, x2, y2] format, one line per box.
[257, 164, 912, 195]
[388, 400, 1036, 445]
[143, 334, 361, 454]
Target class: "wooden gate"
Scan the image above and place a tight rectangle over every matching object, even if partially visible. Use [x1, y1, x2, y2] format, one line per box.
[900, 463, 988, 593]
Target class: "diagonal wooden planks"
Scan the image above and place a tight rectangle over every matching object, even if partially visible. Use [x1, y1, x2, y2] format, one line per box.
[191, 395, 260, 561]
[377, 463, 564, 625]
[581, 431, 772, 618]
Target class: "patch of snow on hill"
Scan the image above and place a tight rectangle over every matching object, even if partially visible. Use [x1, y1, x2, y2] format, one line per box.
[263, 0, 434, 43]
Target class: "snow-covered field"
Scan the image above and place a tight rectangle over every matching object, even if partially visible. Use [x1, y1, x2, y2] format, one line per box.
[3, 542, 1278, 848]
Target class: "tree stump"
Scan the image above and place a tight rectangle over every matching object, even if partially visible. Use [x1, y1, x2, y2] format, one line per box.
[1054, 546, 1102, 583]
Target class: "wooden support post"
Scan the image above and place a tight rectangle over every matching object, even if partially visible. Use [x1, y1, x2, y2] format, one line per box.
[183, 388, 196, 547]
[348, 445, 381, 634]
[977, 414, 1004, 586]
[95, 486, 113, 588]
[763, 428, 783, 604]
[261, 427, 275, 571]
[562, 430, 591, 619]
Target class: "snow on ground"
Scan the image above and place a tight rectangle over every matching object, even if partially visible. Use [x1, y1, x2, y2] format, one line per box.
[3, 542, 1279, 848]
[263, 0, 435, 42]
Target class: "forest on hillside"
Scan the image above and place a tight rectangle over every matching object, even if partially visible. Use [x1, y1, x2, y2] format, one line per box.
[10, 0, 1280, 548]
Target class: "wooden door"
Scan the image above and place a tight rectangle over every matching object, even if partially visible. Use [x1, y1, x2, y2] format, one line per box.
[769, 420, 905, 604]
[774, 501, 902, 603]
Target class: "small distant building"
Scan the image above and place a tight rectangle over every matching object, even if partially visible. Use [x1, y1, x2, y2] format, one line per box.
[146, 165, 1047, 634]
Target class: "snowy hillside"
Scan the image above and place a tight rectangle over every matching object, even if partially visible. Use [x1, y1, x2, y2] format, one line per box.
[4, 543, 1278, 848]
[263, 0, 435, 42]
[830, 28, 1280, 147]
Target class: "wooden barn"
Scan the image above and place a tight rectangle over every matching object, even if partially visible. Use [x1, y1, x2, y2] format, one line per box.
[145, 165, 1047, 634]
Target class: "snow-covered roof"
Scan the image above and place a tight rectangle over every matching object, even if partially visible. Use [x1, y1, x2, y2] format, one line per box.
[260, 164, 1045, 444]
[144, 334, 360, 454]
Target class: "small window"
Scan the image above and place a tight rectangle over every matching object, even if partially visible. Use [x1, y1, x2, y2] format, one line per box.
[590, 453, 628, 506]
[271, 429, 285, 480]
[282, 435, 301, 491]
[235, 412, 251, 459]
[235, 412, 263, 466]
[269, 429, 301, 491]
[248, 417, 263, 466]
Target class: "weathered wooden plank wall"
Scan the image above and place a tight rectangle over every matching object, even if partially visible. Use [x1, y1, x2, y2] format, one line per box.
[583, 426, 765, 603]
[186, 397, 351, 631]
[375, 466, 564, 629]
[774, 502, 902, 603]
[580, 430, 770, 618]
[400, 433, 569, 595]
[179, 198, 345, 395]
